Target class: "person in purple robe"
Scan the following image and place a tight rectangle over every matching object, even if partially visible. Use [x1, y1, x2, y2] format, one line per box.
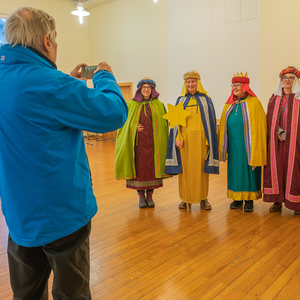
[264, 66, 300, 214]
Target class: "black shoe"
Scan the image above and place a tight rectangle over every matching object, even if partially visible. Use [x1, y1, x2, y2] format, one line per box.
[146, 198, 155, 208]
[146, 189, 155, 208]
[230, 200, 243, 209]
[138, 190, 147, 208]
[244, 200, 254, 212]
[139, 199, 147, 208]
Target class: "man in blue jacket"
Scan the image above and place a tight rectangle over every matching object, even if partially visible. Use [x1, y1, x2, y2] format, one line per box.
[0, 6, 128, 299]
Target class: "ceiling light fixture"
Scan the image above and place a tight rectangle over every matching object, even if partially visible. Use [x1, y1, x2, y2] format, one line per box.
[71, 2, 90, 24]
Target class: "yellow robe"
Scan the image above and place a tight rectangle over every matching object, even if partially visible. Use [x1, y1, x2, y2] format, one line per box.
[218, 95, 267, 167]
[178, 97, 209, 203]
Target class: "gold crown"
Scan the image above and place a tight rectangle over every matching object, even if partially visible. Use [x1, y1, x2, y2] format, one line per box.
[233, 72, 248, 77]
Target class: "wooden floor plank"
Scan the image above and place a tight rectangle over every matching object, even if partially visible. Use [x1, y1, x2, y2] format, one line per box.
[1, 140, 300, 299]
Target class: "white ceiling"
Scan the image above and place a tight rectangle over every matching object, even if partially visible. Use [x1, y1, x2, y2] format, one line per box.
[69, 0, 116, 10]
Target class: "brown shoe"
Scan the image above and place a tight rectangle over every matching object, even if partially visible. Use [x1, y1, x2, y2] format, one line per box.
[178, 201, 191, 209]
[200, 199, 211, 210]
[269, 202, 282, 212]
[294, 210, 300, 215]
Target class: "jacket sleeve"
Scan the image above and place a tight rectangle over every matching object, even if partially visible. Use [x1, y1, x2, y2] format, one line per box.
[48, 69, 128, 133]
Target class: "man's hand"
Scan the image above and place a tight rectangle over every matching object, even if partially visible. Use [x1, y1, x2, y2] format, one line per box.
[277, 133, 285, 142]
[70, 63, 87, 80]
[175, 140, 183, 149]
[95, 62, 113, 74]
[137, 124, 144, 133]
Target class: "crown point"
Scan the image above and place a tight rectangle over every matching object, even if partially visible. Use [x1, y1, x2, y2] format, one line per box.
[233, 72, 248, 78]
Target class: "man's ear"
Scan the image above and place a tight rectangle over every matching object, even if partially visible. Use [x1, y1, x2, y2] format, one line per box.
[42, 34, 51, 53]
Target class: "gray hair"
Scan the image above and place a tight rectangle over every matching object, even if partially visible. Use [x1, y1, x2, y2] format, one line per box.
[5, 7, 56, 53]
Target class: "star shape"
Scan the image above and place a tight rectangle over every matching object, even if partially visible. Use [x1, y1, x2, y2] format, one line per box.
[163, 102, 191, 129]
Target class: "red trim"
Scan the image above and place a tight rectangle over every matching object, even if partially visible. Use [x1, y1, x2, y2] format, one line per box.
[263, 96, 281, 194]
[285, 99, 300, 201]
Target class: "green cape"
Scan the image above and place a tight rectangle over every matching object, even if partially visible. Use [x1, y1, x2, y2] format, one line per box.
[115, 99, 170, 180]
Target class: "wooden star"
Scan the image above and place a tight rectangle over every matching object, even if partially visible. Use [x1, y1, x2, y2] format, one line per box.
[163, 102, 191, 129]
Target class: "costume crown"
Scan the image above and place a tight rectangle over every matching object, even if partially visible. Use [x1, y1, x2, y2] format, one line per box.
[232, 71, 250, 84]
[183, 70, 201, 81]
[233, 72, 248, 78]
[279, 66, 300, 79]
[137, 77, 156, 88]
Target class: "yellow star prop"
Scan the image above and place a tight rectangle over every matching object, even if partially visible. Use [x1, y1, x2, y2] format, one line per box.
[163, 102, 191, 129]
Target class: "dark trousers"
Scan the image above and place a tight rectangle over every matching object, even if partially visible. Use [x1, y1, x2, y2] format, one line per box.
[7, 221, 92, 300]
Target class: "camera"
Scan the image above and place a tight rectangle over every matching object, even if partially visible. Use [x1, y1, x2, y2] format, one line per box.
[81, 65, 97, 79]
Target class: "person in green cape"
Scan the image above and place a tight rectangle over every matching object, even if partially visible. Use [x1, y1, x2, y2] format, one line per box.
[115, 77, 171, 208]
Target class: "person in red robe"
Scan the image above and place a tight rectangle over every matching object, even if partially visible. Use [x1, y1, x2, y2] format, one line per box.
[263, 66, 300, 214]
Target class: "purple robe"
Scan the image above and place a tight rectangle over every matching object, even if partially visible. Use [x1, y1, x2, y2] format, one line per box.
[263, 92, 300, 210]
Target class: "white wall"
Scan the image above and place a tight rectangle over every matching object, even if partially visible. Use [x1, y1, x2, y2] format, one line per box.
[260, 0, 300, 108]
[0, 0, 90, 74]
[88, 0, 168, 101]
[0, 0, 50, 13]
[51, 0, 90, 73]
[168, 0, 261, 117]
[1, 0, 275, 118]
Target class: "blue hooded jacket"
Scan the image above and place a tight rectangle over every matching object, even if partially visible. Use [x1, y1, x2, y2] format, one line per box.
[0, 45, 128, 247]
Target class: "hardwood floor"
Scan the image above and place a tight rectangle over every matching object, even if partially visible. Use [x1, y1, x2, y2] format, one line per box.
[1, 139, 300, 299]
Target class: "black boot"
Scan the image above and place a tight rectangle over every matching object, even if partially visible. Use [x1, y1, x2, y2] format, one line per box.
[137, 190, 147, 208]
[230, 200, 243, 209]
[146, 189, 155, 208]
[244, 200, 254, 212]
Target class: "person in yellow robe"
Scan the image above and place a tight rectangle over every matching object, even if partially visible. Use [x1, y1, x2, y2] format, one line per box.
[165, 70, 219, 210]
[218, 73, 267, 212]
